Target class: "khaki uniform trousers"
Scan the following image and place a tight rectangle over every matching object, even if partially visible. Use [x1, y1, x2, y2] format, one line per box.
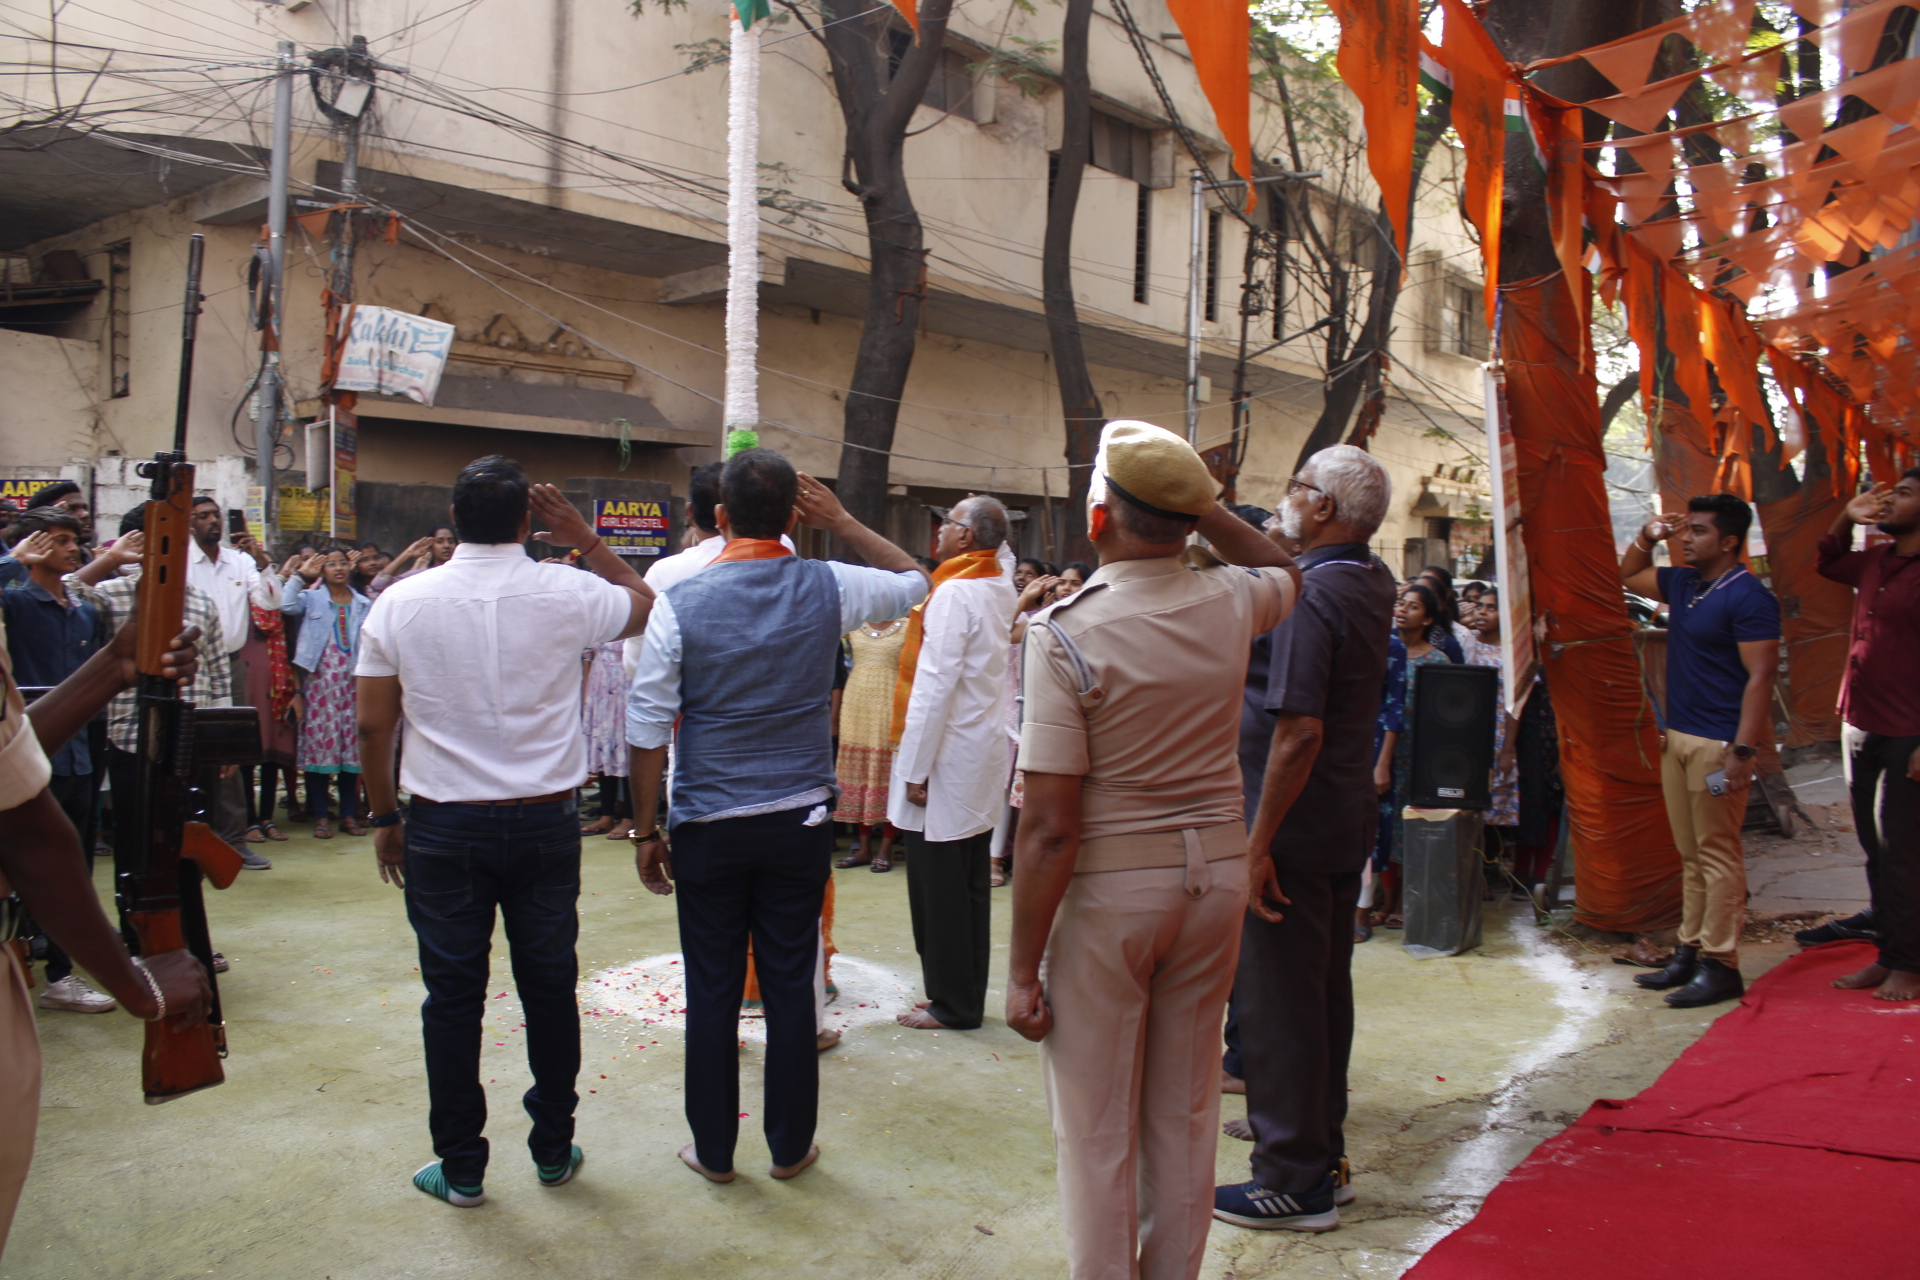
[0, 945, 42, 1255]
[1661, 729, 1751, 964]
[1040, 841, 1247, 1280]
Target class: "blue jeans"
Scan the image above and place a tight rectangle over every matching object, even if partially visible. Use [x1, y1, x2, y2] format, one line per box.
[670, 806, 832, 1172]
[402, 798, 581, 1186]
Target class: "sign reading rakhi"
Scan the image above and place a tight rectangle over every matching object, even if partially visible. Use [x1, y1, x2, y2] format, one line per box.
[593, 498, 668, 557]
[333, 305, 455, 405]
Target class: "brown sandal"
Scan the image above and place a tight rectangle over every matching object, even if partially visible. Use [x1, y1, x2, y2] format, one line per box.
[341, 817, 368, 836]
[989, 858, 1008, 888]
[259, 821, 288, 842]
[313, 818, 333, 840]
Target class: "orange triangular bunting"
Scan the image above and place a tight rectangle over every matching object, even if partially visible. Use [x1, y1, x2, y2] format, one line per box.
[1586, 71, 1698, 133]
[1582, 31, 1667, 96]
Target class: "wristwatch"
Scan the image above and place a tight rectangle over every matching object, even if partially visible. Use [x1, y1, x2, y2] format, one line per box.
[369, 808, 405, 828]
[1731, 743, 1756, 760]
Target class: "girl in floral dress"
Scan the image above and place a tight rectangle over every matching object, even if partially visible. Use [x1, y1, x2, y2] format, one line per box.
[284, 549, 372, 839]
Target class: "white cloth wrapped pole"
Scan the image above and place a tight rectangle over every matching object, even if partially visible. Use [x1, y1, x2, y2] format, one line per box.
[723, 18, 761, 451]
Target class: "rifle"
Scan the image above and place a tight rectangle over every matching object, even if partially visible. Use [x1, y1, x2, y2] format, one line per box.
[119, 233, 256, 1103]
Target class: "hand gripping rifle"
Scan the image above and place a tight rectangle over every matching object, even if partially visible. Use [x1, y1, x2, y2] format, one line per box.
[119, 233, 259, 1103]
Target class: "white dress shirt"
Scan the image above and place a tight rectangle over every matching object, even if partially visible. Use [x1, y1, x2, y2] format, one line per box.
[888, 566, 1019, 842]
[626, 532, 795, 679]
[187, 538, 281, 656]
[625, 559, 926, 819]
[356, 542, 635, 802]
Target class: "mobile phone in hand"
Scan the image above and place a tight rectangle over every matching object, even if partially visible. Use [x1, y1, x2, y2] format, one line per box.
[1705, 769, 1728, 796]
[227, 508, 247, 536]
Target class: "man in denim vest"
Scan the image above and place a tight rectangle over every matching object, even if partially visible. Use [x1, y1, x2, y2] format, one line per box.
[627, 449, 928, 1184]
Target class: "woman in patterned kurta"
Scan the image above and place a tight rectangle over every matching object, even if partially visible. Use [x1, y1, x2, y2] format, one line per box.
[833, 617, 907, 869]
[284, 550, 371, 839]
[580, 639, 633, 838]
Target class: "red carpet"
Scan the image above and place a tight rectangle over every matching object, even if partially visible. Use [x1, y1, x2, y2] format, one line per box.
[1407, 943, 1920, 1280]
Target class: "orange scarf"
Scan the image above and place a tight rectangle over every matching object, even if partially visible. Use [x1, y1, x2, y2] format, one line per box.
[711, 537, 793, 565]
[890, 549, 1003, 746]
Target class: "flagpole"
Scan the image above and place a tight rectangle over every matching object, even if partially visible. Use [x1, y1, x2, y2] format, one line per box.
[722, 5, 764, 458]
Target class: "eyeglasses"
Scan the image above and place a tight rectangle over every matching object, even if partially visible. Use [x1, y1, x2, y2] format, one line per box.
[1286, 477, 1334, 510]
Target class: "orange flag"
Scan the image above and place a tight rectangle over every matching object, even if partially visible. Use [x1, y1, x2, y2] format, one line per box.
[1327, 0, 1420, 266]
[1699, 292, 1772, 434]
[1164, 0, 1254, 210]
[889, 0, 918, 35]
[1437, 0, 1507, 332]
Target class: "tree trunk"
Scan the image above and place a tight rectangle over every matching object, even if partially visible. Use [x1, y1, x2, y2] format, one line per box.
[1045, 0, 1105, 563]
[817, 0, 956, 553]
[1484, 0, 1687, 934]
[1287, 99, 1450, 473]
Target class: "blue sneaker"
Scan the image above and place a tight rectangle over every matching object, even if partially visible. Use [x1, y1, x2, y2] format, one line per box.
[1213, 1174, 1339, 1231]
[412, 1162, 484, 1207]
[537, 1144, 584, 1187]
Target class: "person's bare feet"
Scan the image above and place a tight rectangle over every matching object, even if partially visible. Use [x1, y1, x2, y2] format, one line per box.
[1222, 1117, 1253, 1140]
[1875, 970, 1920, 1002]
[896, 1008, 948, 1030]
[770, 1143, 820, 1180]
[816, 1028, 842, 1051]
[1834, 963, 1890, 990]
[1220, 1071, 1245, 1095]
[678, 1143, 734, 1184]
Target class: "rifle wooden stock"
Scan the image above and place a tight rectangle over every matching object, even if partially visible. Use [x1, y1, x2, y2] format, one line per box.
[127, 908, 225, 1104]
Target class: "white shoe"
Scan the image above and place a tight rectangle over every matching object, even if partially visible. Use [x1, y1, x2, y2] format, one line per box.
[38, 975, 117, 1013]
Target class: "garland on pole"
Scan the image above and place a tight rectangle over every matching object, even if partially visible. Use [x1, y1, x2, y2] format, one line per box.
[723, 0, 767, 458]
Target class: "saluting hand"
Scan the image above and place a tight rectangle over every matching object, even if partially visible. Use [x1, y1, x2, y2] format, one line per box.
[1846, 484, 1893, 526]
[793, 473, 851, 532]
[530, 484, 594, 548]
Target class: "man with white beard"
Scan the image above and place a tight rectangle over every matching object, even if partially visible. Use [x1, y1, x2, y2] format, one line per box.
[1214, 445, 1396, 1232]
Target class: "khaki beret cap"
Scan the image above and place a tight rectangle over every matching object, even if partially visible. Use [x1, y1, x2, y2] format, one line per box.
[1095, 419, 1216, 521]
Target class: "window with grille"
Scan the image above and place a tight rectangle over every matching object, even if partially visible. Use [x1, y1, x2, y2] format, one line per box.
[1089, 110, 1153, 181]
[1435, 281, 1488, 359]
[1204, 211, 1221, 322]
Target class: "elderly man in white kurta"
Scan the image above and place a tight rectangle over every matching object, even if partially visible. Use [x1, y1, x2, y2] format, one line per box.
[889, 495, 1018, 1031]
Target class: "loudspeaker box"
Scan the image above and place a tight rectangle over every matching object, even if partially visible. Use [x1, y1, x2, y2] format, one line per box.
[1407, 663, 1499, 810]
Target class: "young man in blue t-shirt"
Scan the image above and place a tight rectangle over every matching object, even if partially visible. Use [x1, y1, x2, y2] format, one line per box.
[1621, 493, 1781, 1008]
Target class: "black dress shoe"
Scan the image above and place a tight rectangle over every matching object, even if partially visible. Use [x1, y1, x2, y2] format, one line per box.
[1634, 944, 1699, 990]
[1794, 911, 1878, 948]
[1665, 957, 1745, 1008]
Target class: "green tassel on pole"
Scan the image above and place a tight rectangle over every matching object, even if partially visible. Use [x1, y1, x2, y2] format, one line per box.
[724, 427, 760, 457]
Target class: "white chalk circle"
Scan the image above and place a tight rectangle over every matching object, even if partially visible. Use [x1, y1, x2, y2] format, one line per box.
[580, 952, 917, 1043]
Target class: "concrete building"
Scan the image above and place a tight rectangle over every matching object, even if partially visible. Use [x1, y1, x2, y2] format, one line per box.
[1, 0, 1492, 571]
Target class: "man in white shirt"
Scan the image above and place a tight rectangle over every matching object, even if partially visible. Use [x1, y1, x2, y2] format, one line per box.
[185, 496, 279, 868]
[626, 451, 927, 1184]
[355, 455, 652, 1209]
[889, 495, 1018, 1032]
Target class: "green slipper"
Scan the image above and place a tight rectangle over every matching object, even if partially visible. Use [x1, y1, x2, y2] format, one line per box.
[413, 1162, 484, 1207]
[538, 1145, 584, 1187]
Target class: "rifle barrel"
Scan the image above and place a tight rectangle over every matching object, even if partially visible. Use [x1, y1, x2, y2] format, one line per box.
[173, 233, 205, 456]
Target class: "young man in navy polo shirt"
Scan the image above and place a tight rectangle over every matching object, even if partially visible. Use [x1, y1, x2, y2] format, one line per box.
[1621, 493, 1781, 1008]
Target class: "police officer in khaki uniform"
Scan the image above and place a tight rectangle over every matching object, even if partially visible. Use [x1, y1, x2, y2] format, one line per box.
[1005, 421, 1300, 1280]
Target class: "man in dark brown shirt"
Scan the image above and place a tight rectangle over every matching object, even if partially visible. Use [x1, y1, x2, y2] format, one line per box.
[1816, 469, 1920, 1002]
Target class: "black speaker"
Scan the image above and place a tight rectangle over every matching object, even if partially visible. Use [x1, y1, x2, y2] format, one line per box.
[1407, 663, 1499, 810]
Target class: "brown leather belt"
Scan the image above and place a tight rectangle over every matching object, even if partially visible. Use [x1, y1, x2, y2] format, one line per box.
[410, 791, 573, 808]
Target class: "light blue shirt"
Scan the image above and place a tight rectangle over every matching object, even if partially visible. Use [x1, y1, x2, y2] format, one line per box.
[625, 560, 926, 753]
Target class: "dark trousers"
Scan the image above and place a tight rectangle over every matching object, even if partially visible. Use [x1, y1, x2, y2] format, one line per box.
[671, 807, 832, 1172]
[1235, 869, 1361, 1194]
[904, 828, 992, 1030]
[1846, 725, 1920, 974]
[402, 797, 582, 1187]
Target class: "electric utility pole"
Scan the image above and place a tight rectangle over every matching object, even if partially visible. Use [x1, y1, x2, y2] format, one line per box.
[253, 40, 294, 537]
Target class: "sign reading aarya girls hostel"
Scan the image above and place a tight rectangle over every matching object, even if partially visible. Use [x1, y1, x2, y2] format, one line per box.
[593, 499, 669, 556]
